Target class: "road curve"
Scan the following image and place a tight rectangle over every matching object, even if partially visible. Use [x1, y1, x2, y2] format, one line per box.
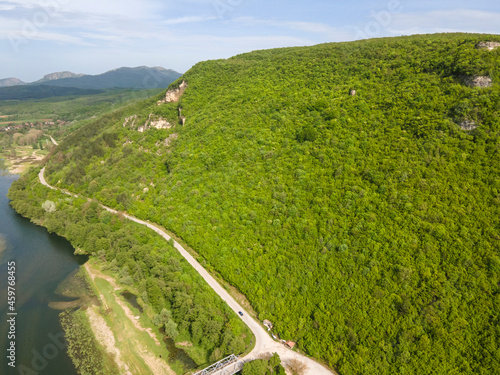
[38, 167, 334, 375]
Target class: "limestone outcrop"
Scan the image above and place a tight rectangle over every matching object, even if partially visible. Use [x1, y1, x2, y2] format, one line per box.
[138, 114, 172, 133]
[124, 114, 172, 132]
[463, 76, 492, 88]
[157, 81, 187, 105]
[123, 115, 138, 128]
[476, 41, 500, 51]
[459, 120, 477, 131]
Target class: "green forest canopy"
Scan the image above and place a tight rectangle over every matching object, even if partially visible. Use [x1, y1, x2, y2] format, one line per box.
[8, 173, 253, 369]
[11, 33, 500, 374]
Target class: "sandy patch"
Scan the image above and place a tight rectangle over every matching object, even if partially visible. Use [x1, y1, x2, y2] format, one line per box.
[140, 348, 175, 375]
[85, 263, 161, 346]
[87, 306, 132, 375]
[84, 262, 175, 374]
[4, 148, 46, 174]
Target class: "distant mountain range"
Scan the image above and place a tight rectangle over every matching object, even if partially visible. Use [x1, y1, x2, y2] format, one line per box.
[36, 71, 85, 83]
[0, 66, 182, 90]
[0, 78, 26, 87]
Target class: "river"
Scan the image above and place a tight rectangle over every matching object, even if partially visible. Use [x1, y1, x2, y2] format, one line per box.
[0, 174, 84, 375]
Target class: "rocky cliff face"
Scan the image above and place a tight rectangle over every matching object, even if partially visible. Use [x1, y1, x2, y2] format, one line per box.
[138, 114, 173, 133]
[463, 75, 493, 88]
[477, 41, 500, 51]
[459, 119, 477, 131]
[123, 114, 173, 132]
[157, 81, 187, 104]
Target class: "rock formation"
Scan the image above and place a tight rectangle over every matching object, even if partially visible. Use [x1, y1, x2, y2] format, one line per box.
[138, 114, 172, 133]
[459, 120, 477, 131]
[463, 76, 492, 88]
[476, 41, 500, 51]
[157, 81, 187, 104]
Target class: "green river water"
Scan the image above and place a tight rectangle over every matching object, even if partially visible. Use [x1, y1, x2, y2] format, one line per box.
[0, 174, 85, 375]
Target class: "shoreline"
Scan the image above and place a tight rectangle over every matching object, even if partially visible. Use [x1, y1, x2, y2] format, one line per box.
[81, 260, 176, 375]
[1, 146, 46, 175]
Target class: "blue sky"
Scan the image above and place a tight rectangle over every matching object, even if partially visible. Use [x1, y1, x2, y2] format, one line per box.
[0, 0, 499, 82]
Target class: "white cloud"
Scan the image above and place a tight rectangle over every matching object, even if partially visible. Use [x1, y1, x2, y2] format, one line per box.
[388, 9, 500, 35]
[30, 30, 93, 45]
[0, 0, 174, 47]
[0, 4, 15, 10]
[1, 0, 164, 18]
[163, 15, 216, 25]
[0, 16, 19, 30]
[232, 16, 354, 41]
[78, 32, 126, 43]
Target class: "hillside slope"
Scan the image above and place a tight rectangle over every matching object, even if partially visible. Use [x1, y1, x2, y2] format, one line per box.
[24, 33, 500, 374]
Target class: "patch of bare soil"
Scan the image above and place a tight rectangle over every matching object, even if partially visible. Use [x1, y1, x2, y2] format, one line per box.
[85, 263, 161, 345]
[6, 149, 45, 174]
[140, 349, 175, 375]
[87, 306, 133, 375]
[84, 264, 171, 374]
[85, 263, 119, 289]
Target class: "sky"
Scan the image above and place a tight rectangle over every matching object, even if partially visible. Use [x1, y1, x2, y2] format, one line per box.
[0, 0, 499, 82]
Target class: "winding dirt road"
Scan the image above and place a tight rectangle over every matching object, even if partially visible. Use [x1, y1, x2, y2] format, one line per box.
[38, 167, 334, 375]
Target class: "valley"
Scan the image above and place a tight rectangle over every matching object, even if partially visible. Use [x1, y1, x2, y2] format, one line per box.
[5, 33, 500, 374]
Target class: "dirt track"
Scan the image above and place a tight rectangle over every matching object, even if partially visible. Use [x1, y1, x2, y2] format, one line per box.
[84, 263, 175, 375]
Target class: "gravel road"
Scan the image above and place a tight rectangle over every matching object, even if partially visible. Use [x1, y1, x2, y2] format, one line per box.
[38, 167, 334, 375]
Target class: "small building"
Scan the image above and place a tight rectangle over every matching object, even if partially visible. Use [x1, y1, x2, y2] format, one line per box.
[263, 319, 273, 330]
[286, 341, 296, 349]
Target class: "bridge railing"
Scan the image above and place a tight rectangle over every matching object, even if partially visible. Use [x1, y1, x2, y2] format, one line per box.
[194, 354, 239, 375]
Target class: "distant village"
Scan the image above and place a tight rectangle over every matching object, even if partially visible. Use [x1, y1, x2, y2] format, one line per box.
[0, 119, 69, 133]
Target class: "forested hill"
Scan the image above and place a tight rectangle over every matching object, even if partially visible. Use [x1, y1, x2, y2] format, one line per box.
[0, 84, 103, 100]
[31, 66, 182, 90]
[23, 33, 500, 374]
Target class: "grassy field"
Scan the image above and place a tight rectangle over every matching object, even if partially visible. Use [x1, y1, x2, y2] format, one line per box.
[0, 88, 162, 123]
[85, 261, 180, 374]
[0, 144, 49, 174]
[58, 268, 120, 375]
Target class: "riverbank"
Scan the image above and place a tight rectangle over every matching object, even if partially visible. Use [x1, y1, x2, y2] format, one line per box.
[0, 174, 82, 375]
[8, 168, 269, 374]
[80, 259, 176, 375]
[1, 145, 48, 174]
